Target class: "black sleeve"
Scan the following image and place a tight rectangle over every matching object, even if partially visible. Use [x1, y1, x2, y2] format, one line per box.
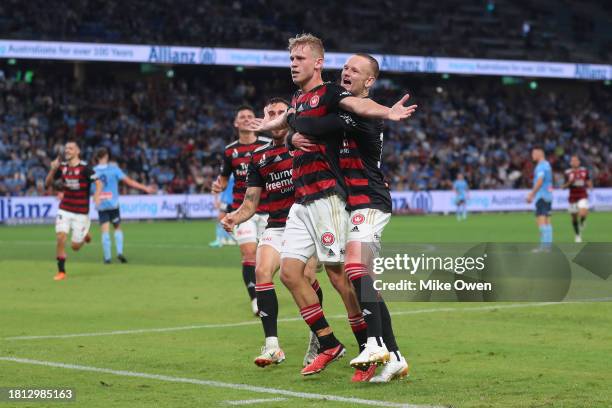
[220, 152, 232, 178]
[246, 162, 264, 188]
[323, 83, 353, 111]
[53, 167, 62, 180]
[285, 131, 296, 151]
[85, 166, 98, 181]
[287, 113, 345, 139]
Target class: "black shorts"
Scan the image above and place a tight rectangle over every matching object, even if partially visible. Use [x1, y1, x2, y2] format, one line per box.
[99, 208, 121, 226]
[535, 199, 552, 217]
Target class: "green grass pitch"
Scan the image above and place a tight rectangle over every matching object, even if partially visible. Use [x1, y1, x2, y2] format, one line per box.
[1, 212, 611, 407]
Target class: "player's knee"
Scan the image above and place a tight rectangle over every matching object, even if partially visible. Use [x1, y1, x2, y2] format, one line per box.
[255, 265, 273, 283]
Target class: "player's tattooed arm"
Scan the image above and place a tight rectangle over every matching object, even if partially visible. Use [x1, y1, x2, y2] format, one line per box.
[221, 187, 261, 231]
[339, 94, 417, 121]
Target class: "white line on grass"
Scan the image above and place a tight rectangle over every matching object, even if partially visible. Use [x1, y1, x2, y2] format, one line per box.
[0, 357, 442, 408]
[5, 302, 570, 341]
[225, 398, 287, 405]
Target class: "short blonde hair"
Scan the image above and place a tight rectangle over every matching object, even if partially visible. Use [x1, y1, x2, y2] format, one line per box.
[288, 33, 325, 58]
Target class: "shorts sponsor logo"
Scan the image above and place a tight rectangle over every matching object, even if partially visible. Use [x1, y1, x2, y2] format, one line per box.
[327, 248, 335, 256]
[351, 213, 365, 225]
[309, 95, 320, 108]
[351, 225, 359, 232]
[321, 232, 335, 246]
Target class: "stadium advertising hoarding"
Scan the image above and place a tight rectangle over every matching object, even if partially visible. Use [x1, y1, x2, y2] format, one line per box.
[2, 189, 612, 223]
[1, 39, 611, 80]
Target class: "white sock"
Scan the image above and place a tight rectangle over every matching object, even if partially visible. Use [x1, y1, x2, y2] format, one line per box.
[265, 336, 279, 349]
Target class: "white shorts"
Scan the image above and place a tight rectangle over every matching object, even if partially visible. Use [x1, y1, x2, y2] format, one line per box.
[568, 199, 589, 214]
[347, 208, 391, 244]
[55, 209, 91, 244]
[258, 227, 284, 253]
[281, 194, 348, 265]
[233, 213, 268, 245]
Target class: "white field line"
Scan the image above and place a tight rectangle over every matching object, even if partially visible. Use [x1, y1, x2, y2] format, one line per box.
[0, 357, 442, 408]
[4, 302, 570, 341]
[225, 398, 287, 405]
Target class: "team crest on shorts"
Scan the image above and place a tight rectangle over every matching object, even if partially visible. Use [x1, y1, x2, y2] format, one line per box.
[309, 95, 320, 108]
[351, 213, 365, 225]
[321, 232, 335, 246]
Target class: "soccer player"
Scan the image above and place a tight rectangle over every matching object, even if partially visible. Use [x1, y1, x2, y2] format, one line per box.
[562, 155, 592, 243]
[45, 140, 102, 281]
[221, 97, 323, 367]
[249, 34, 416, 376]
[93, 147, 155, 263]
[288, 53, 410, 382]
[212, 106, 270, 316]
[526, 147, 553, 249]
[453, 173, 469, 221]
[209, 175, 236, 248]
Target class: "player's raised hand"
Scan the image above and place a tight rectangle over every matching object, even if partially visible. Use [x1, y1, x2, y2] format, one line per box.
[292, 132, 316, 152]
[50, 156, 61, 170]
[245, 117, 266, 132]
[221, 213, 237, 232]
[387, 94, 418, 121]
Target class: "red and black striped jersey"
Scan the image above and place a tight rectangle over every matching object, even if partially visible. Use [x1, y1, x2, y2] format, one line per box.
[247, 142, 294, 228]
[288, 109, 392, 212]
[54, 161, 97, 214]
[565, 167, 590, 202]
[290, 82, 351, 204]
[221, 137, 269, 211]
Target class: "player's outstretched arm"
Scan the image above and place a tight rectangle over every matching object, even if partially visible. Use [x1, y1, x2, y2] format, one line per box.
[123, 176, 156, 194]
[246, 111, 289, 132]
[212, 176, 228, 194]
[339, 94, 417, 121]
[221, 187, 262, 231]
[288, 113, 345, 138]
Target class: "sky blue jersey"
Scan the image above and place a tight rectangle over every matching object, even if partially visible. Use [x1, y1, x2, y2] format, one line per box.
[534, 160, 553, 202]
[93, 163, 126, 210]
[453, 179, 468, 199]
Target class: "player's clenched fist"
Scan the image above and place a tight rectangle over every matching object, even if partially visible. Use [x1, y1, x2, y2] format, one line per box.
[221, 213, 237, 232]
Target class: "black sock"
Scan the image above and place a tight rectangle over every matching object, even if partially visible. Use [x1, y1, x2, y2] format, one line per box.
[317, 333, 340, 351]
[242, 263, 256, 300]
[311, 280, 323, 306]
[57, 257, 66, 273]
[379, 301, 399, 353]
[348, 314, 368, 351]
[572, 219, 580, 235]
[255, 283, 278, 338]
[346, 263, 383, 338]
[580, 216, 586, 228]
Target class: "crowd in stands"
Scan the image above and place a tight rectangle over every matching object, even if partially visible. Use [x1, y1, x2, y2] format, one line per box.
[1, 0, 611, 63]
[1, 69, 610, 197]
